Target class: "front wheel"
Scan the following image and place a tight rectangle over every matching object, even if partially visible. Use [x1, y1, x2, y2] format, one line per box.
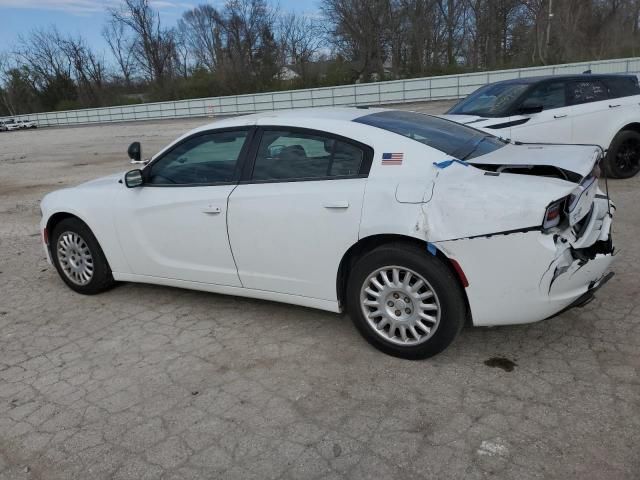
[50, 218, 115, 294]
[604, 130, 640, 179]
[347, 244, 466, 360]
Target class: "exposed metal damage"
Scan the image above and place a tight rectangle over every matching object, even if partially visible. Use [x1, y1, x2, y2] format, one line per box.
[400, 144, 616, 326]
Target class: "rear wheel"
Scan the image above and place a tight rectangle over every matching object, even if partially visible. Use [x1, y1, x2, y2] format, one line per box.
[605, 130, 640, 179]
[51, 218, 115, 294]
[347, 243, 465, 359]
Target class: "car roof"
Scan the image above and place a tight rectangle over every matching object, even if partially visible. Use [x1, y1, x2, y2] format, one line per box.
[191, 106, 390, 132]
[488, 73, 637, 86]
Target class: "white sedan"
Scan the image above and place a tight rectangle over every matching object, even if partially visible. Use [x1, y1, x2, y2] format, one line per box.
[3, 119, 21, 131]
[18, 119, 37, 129]
[40, 108, 615, 359]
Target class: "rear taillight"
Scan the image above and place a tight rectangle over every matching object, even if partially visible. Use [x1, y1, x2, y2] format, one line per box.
[591, 150, 603, 178]
[43, 227, 49, 245]
[543, 199, 564, 231]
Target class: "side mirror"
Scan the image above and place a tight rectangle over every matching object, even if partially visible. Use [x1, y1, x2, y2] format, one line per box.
[518, 103, 544, 115]
[124, 169, 144, 188]
[128, 141, 142, 163]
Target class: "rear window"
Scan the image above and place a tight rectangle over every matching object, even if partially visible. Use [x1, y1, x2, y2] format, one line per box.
[354, 110, 505, 160]
[604, 76, 640, 98]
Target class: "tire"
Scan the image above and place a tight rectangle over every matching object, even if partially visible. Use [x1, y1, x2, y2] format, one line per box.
[50, 218, 115, 294]
[604, 130, 640, 179]
[346, 243, 466, 360]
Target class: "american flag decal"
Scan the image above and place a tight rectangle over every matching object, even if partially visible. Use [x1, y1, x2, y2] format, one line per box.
[382, 152, 403, 165]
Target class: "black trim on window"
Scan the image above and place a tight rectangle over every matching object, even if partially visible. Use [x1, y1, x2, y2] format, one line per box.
[141, 126, 257, 187]
[239, 126, 374, 184]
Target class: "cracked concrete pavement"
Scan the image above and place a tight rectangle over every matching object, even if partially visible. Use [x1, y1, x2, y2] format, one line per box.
[0, 101, 639, 479]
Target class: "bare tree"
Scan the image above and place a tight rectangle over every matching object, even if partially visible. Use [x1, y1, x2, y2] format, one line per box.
[322, 0, 392, 81]
[0, 52, 17, 115]
[103, 18, 136, 85]
[15, 27, 71, 90]
[173, 23, 190, 79]
[436, 0, 468, 66]
[59, 35, 106, 105]
[277, 13, 323, 81]
[179, 4, 224, 72]
[108, 0, 175, 85]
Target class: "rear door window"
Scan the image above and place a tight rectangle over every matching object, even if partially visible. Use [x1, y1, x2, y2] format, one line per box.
[568, 80, 608, 105]
[251, 130, 366, 181]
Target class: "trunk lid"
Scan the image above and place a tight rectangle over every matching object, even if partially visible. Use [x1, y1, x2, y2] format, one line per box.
[468, 143, 601, 181]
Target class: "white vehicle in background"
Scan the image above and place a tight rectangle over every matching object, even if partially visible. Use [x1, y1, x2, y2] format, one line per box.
[40, 108, 615, 359]
[443, 74, 640, 178]
[18, 119, 37, 129]
[0, 118, 37, 130]
[3, 119, 21, 131]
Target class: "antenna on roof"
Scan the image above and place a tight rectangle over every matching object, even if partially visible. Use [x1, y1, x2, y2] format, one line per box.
[583, 69, 592, 74]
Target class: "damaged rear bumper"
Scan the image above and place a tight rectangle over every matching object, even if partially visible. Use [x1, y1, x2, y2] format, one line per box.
[435, 197, 615, 327]
[547, 271, 614, 319]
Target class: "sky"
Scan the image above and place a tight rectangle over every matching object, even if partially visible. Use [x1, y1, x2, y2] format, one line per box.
[0, 0, 318, 59]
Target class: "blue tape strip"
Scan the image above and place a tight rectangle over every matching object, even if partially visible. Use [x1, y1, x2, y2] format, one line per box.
[433, 159, 469, 169]
[426, 243, 437, 255]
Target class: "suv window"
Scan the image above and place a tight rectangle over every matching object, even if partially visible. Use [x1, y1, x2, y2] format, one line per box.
[520, 81, 566, 110]
[252, 130, 364, 181]
[447, 82, 529, 117]
[568, 80, 608, 105]
[604, 76, 640, 98]
[148, 130, 248, 185]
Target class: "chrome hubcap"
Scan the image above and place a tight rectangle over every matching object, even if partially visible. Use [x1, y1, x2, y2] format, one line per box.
[360, 266, 441, 346]
[57, 231, 94, 286]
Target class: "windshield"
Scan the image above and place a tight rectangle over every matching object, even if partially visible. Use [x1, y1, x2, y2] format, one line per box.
[448, 82, 529, 117]
[354, 110, 505, 160]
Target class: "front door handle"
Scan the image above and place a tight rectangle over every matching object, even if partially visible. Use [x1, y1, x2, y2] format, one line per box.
[323, 201, 350, 209]
[609, 104, 621, 108]
[202, 205, 222, 215]
[554, 114, 568, 119]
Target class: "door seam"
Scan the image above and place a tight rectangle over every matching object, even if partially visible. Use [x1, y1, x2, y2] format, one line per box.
[226, 183, 244, 287]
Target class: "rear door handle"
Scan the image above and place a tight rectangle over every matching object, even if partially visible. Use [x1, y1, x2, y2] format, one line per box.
[322, 201, 349, 209]
[554, 114, 568, 119]
[202, 205, 222, 214]
[609, 104, 621, 108]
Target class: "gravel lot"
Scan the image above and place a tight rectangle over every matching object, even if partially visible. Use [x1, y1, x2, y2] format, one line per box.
[1, 101, 639, 480]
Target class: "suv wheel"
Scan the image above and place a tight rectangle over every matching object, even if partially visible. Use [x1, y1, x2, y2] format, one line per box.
[605, 130, 640, 179]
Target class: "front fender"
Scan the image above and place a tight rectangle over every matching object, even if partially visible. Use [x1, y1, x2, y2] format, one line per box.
[40, 184, 130, 273]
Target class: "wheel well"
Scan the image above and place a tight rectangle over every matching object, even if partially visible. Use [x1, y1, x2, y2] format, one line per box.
[46, 212, 80, 238]
[45, 212, 90, 253]
[620, 123, 640, 137]
[336, 234, 471, 321]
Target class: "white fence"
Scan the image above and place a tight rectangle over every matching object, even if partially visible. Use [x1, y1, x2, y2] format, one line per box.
[6, 57, 640, 128]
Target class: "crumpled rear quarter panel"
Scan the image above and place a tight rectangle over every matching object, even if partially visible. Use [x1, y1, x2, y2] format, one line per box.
[438, 231, 614, 326]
